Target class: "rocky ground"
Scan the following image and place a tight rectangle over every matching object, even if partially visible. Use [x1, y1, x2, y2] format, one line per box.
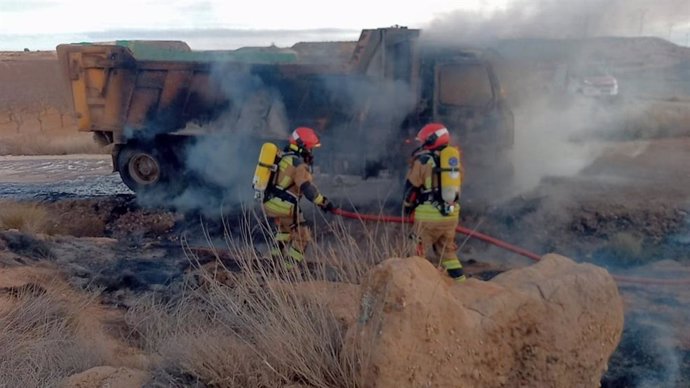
[0, 132, 690, 387]
[0, 135, 689, 386]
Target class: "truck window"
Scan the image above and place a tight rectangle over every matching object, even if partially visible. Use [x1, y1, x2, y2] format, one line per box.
[438, 64, 493, 107]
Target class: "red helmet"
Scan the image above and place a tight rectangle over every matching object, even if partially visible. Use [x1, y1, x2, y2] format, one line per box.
[289, 127, 321, 151]
[416, 123, 450, 150]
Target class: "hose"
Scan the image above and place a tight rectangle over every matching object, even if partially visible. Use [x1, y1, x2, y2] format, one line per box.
[330, 208, 690, 287]
[331, 208, 541, 261]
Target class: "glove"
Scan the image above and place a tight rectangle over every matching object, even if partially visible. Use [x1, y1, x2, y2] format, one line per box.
[403, 203, 414, 216]
[319, 198, 335, 213]
[408, 232, 420, 242]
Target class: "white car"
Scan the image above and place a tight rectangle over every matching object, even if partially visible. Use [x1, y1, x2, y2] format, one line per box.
[579, 74, 619, 96]
[567, 65, 619, 97]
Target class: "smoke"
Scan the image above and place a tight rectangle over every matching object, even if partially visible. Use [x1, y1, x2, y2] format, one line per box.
[506, 76, 690, 194]
[422, 5, 690, 385]
[508, 98, 604, 192]
[604, 311, 685, 387]
[316, 75, 418, 181]
[137, 65, 289, 216]
[131, 6, 689, 210]
[425, 0, 690, 44]
[602, 256, 690, 387]
[137, 49, 419, 215]
[419, 0, 690, 196]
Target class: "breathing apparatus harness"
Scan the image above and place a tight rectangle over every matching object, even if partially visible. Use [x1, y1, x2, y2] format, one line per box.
[407, 141, 460, 217]
[264, 143, 313, 205]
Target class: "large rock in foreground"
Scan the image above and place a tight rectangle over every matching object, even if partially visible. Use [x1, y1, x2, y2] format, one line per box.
[345, 254, 623, 388]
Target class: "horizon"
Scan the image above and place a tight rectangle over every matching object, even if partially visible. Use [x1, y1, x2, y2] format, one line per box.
[3, 26, 690, 53]
[3, 28, 690, 53]
[1, 0, 689, 51]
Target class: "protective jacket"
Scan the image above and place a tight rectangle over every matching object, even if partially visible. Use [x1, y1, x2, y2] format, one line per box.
[263, 148, 326, 217]
[403, 147, 461, 221]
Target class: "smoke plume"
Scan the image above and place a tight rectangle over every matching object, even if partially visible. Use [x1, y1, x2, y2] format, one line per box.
[422, 5, 690, 386]
[420, 0, 690, 196]
[137, 50, 420, 215]
[426, 0, 690, 44]
[137, 64, 289, 216]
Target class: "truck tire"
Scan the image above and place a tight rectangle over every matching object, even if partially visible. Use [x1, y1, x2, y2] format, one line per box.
[116, 146, 165, 192]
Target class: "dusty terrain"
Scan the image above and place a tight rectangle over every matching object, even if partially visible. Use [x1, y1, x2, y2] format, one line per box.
[0, 134, 688, 386]
[0, 50, 104, 156]
[1, 39, 689, 387]
[0, 155, 125, 199]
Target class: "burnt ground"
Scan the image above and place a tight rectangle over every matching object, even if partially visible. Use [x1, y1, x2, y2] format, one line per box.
[0, 138, 689, 387]
[468, 138, 690, 387]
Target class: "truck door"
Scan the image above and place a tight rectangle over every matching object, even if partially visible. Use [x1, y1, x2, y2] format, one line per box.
[432, 59, 515, 197]
[434, 58, 516, 156]
[433, 60, 497, 145]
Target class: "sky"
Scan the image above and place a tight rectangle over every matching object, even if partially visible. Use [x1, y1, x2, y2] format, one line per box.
[0, 0, 509, 50]
[0, 0, 688, 50]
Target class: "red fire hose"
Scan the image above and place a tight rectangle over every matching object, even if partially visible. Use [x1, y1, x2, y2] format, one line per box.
[331, 208, 690, 286]
[332, 208, 542, 261]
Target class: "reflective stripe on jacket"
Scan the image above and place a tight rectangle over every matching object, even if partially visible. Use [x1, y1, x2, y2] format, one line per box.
[414, 203, 461, 222]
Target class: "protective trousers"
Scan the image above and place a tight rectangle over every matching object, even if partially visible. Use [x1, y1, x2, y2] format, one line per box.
[413, 219, 466, 283]
[270, 212, 311, 269]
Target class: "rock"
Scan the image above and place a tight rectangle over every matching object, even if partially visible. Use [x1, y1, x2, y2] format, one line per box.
[286, 281, 360, 326]
[345, 254, 624, 388]
[61, 366, 150, 388]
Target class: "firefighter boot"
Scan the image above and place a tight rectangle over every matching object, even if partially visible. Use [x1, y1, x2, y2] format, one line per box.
[442, 258, 466, 283]
[270, 232, 291, 260]
[284, 246, 305, 269]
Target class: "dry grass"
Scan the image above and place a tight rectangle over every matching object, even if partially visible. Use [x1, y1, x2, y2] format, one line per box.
[0, 132, 108, 156]
[127, 212, 409, 388]
[129, 280, 360, 388]
[0, 200, 111, 237]
[0, 200, 52, 234]
[58, 216, 107, 238]
[0, 282, 106, 387]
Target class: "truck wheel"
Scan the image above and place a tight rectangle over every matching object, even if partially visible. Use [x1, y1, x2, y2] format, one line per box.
[117, 146, 163, 192]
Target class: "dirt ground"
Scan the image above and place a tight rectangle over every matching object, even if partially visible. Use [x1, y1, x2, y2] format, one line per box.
[0, 135, 689, 386]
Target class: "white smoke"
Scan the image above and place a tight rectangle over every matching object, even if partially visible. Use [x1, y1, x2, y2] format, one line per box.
[426, 0, 690, 44]
[421, 0, 690, 196]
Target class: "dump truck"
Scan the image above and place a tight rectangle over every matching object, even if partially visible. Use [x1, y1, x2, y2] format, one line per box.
[56, 27, 514, 196]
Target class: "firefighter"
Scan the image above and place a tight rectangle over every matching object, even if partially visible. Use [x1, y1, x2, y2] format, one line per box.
[262, 126, 334, 268]
[403, 123, 466, 283]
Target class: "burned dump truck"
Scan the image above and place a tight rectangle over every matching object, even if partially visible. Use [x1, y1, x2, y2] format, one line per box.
[56, 27, 514, 196]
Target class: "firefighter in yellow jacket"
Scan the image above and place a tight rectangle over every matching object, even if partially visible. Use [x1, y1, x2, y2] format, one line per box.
[263, 127, 333, 268]
[403, 123, 466, 283]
